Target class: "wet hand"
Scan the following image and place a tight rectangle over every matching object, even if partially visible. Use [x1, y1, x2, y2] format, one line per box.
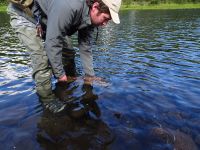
[58, 75, 68, 82]
[84, 76, 102, 83]
[83, 76, 110, 87]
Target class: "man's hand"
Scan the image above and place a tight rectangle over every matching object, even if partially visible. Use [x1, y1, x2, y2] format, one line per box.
[58, 75, 68, 82]
[83, 76, 110, 87]
[83, 76, 102, 83]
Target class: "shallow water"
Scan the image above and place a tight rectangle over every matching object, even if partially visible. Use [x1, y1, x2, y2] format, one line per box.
[0, 9, 200, 150]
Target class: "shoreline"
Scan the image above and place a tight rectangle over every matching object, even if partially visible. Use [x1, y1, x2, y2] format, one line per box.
[1, 3, 200, 12]
[0, 5, 6, 12]
[121, 3, 200, 10]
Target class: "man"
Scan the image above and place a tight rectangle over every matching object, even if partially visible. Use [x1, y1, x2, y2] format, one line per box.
[7, 0, 121, 113]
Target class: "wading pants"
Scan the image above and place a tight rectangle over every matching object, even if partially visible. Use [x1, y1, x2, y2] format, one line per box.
[7, 4, 76, 103]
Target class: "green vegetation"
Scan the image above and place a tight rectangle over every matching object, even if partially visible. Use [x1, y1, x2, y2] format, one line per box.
[122, 0, 200, 5]
[0, 0, 7, 12]
[122, 0, 200, 9]
[122, 3, 200, 10]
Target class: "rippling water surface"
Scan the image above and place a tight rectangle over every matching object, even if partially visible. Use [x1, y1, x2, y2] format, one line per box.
[0, 9, 200, 150]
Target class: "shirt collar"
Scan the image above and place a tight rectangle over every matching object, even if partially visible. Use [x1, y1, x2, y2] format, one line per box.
[78, 0, 92, 29]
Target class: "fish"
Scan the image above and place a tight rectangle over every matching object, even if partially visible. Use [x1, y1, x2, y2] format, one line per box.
[67, 76, 111, 87]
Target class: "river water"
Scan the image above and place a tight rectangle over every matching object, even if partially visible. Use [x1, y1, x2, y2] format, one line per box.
[0, 9, 200, 150]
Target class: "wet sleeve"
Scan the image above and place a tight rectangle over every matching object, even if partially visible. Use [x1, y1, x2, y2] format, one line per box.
[44, 2, 75, 78]
[78, 27, 95, 76]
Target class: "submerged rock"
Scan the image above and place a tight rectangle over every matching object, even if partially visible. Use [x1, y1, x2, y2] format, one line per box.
[151, 127, 198, 150]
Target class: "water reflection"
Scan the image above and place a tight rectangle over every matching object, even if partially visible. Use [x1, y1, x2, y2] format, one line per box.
[37, 82, 113, 150]
[37, 113, 113, 150]
[54, 81, 100, 118]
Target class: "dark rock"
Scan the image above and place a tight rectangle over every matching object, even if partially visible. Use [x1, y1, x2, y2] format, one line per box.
[173, 130, 198, 150]
[195, 134, 200, 145]
[114, 112, 122, 119]
[151, 127, 198, 150]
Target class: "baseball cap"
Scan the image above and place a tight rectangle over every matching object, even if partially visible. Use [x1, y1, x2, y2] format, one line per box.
[102, 0, 122, 24]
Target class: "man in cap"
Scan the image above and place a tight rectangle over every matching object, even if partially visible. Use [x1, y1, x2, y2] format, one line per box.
[7, 0, 121, 113]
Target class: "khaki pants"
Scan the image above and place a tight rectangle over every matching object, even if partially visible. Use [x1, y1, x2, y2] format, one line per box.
[7, 4, 76, 102]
